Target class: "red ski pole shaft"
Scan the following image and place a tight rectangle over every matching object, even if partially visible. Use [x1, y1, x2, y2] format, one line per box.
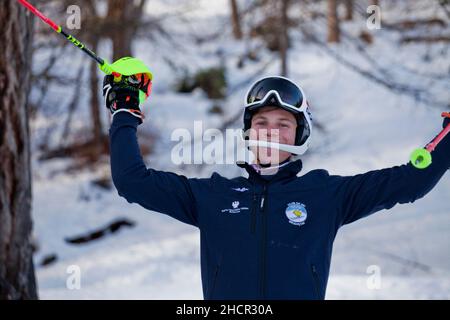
[17, 0, 60, 32]
[425, 112, 450, 153]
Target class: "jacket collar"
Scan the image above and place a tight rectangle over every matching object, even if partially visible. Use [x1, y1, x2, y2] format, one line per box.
[241, 159, 303, 185]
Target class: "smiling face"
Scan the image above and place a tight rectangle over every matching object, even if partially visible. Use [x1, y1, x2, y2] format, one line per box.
[249, 106, 297, 166]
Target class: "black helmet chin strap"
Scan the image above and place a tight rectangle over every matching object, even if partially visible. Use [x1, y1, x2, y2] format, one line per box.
[256, 155, 293, 168]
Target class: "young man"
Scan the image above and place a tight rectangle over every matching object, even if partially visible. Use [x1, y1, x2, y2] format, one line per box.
[105, 75, 449, 299]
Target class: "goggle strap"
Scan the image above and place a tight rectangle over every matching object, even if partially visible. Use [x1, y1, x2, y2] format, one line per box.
[246, 90, 307, 112]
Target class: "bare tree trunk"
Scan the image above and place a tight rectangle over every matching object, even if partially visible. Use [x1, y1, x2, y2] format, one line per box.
[107, 0, 133, 60]
[344, 0, 353, 21]
[0, 1, 38, 300]
[327, 0, 340, 43]
[280, 0, 290, 76]
[230, 0, 243, 40]
[89, 38, 103, 158]
[88, 0, 148, 160]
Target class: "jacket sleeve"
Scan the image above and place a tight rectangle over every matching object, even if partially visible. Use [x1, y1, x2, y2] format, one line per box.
[330, 128, 450, 226]
[109, 112, 199, 227]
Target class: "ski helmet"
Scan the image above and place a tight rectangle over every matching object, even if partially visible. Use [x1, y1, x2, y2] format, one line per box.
[243, 76, 313, 155]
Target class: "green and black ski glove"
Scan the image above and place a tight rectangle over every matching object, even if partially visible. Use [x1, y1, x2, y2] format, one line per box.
[103, 75, 144, 124]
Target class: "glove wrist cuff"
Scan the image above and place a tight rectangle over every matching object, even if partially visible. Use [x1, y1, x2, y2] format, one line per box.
[112, 109, 144, 124]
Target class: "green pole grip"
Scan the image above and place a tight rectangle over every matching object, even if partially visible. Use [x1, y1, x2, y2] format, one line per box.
[410, 148, 432, 169]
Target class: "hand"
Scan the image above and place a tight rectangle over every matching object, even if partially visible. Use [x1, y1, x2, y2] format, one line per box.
[103, 75, 144, 123]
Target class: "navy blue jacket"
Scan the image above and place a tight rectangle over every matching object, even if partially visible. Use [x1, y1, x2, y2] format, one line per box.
[110, 112, 450, 300]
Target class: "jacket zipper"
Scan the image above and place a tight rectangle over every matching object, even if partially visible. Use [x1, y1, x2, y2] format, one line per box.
[259, 184, 268, 298]
[208, 264, 220, 299]
[250, 193, 258, 234]
[311, 264, 321, 300]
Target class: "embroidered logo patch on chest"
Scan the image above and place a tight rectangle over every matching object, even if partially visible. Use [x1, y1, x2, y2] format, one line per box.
[221, 201, 249, 214]
[285, 202, 308, 226]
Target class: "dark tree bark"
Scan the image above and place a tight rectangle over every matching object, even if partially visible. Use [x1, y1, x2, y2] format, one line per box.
[108, 0, 146, 61]
[107, 0, 147, 60]
[108, 0, 132, 60]
[280, 0, 290, 76]
[327, 0, 340, 43]
[89, 37, 103, 157]
[230, 0, 243, 40]
[344, 0, 353, 21]
[0, 1, 38, 300]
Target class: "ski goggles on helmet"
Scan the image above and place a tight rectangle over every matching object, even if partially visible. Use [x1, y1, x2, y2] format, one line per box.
[245, 76, 308, 113]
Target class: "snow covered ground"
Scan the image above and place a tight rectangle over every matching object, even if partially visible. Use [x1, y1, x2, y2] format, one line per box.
[30, 0, 450, 299]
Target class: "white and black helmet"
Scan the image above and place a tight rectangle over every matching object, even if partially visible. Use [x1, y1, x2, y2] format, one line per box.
[243, 76, 313, 155]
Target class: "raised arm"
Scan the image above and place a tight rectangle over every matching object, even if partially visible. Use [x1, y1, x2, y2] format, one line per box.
[329, 118, 450, 226]
[105, 73, 199, 227]
[109, 113, 199, 227]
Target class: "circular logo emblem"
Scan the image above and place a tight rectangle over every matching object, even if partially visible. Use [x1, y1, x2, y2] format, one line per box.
[285, 202, 307, 226]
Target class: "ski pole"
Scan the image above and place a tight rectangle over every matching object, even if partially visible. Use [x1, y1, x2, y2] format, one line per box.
[410, 112, 450, 169]
[16, 0, 115, 76]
